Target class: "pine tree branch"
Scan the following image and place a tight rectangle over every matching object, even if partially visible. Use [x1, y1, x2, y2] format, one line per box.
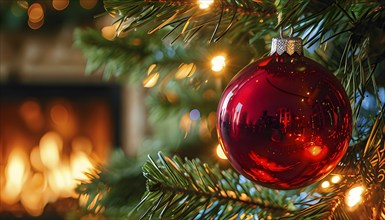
[104, 0, 276, 43]
[76, 150, 147, 217]
[132, 152, 300, 219]
[361, 104, 385, 190]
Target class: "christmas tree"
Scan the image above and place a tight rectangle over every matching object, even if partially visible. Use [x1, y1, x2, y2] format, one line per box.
[74, 0, 384, 219]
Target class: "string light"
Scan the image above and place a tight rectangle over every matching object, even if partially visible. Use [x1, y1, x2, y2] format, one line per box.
[331, 175, 341, 183]
[211, 55, 226, 72]
[199, 0, 214, 9]
[216, 144, 227, 160]
[321, 181, 330, 188]
[346, 185, 364, 207]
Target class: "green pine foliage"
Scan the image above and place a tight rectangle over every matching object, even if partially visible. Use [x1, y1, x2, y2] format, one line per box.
[75, 0, 385, 219]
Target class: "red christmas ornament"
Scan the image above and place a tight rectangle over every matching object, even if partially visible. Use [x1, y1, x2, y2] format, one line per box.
[217, 37, 352, 189]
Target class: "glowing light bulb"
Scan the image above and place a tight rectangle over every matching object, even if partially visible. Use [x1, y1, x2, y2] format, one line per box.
[216, 144, 227, 160]
[199, 0, 214, 9]
[346, 185, 364, 207]
[321, 181, 330, 188]
[331, 175, 341, 183]
[211, 55, 226, 72]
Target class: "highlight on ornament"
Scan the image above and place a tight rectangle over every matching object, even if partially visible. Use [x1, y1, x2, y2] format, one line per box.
[211, 55, 226, 72]
[216, 144, 227, 160]
[345, 185, 364, 208]
[198, 0, 214, 9]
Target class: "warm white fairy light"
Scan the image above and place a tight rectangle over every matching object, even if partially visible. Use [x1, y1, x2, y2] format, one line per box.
[216, 144, 227, 160]
[346, 185, 364, 207]
[331, 175, 341, 183]
[211, 55, 226, 72]
[321, 181, 330, 188]
[199, 0, 214, 9]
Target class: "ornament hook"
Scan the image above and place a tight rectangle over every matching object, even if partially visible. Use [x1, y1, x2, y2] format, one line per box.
[279, 26, 294, 38]
[289, 27, 294, 37]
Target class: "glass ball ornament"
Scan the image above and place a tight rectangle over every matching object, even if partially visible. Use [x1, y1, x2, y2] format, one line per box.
[217, 37, 352, 189]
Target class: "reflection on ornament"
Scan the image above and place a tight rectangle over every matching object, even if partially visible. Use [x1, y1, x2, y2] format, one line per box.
[216, 144, 227, 160]
[304, 142, 328, 160]
[217, 49, 352, 189]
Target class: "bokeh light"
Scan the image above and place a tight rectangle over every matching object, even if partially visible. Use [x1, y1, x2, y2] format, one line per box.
[80, 0, 98, 9]
[28, 3, 44, 23]
[101, 25, 116, 41]
[189, 109, 201, 121]
[50, 104, 69, 126]
[52, 0, 69, 11]
[143, 73, 160, 88]
[28, 19, 44, 30]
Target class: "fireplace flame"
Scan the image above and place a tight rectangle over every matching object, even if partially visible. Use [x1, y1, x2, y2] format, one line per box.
[1, 132, 97, 216]
[3, 148, 30, 205]
[39, 132, 63, 169]
[1, 98, 110, 216]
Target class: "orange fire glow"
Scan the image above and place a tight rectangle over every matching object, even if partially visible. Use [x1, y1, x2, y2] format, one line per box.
[39, 132, 63, 169]
[2, 148, 30, 205]
[1, 98, 110, 216]
[1, 132, 97, 216]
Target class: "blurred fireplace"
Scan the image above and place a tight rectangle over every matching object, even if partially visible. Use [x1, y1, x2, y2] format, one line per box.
[0, 83, 121, 218]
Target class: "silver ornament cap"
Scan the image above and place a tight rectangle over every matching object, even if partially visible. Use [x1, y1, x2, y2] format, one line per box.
[270, 37, 303, 55]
